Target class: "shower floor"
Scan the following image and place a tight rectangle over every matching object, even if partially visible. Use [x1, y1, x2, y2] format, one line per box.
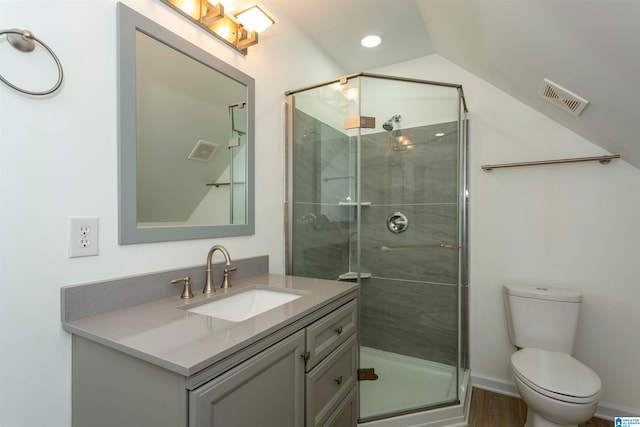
[359, 346, 459, 421]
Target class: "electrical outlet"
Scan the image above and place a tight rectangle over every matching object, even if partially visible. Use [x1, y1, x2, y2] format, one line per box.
[69, 217, 99, 258]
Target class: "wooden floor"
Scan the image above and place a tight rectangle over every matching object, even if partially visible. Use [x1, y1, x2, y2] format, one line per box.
[468, 388, 612, 427]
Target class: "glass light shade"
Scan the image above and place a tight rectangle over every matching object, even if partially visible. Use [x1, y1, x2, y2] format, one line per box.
[234, 3, 276, 33]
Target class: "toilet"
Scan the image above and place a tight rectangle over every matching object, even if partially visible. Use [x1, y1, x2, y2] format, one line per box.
[503, 285, 602, 427]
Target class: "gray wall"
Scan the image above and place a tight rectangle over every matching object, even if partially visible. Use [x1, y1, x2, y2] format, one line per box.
[358, 121, 460, 366]
[291, 110, 352, 280]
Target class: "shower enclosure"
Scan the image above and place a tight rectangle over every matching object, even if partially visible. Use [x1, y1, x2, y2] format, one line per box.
[285, 73, 469, 424]
[229, 102, 247, 224]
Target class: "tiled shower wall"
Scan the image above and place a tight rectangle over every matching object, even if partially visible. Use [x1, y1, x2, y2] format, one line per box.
[291, 110, 352, 280]
[291, 110, 461, 367]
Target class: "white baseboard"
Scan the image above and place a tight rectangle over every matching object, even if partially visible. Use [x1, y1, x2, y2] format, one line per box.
[470, 373, 519, 398]
[593, 401, 639, 420]
[470, 373, 639, 421]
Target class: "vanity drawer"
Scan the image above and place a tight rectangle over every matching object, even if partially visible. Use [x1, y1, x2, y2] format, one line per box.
[305, 299, 357, 370]
[306, 334, 357, 427]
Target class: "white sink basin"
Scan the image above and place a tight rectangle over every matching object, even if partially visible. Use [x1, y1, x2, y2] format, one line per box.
[186, 287, 303, 322]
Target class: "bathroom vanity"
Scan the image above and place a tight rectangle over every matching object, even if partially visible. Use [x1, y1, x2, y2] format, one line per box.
[62, 268, 358, 427]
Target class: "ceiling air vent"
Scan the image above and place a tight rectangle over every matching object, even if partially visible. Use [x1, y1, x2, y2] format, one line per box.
[188, 140, 219, 162]
[538, 78, 589, 117]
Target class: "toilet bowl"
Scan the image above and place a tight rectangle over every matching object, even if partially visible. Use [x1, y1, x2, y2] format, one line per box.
[503, 285, 602, 427]
[511, 348, 601, 427]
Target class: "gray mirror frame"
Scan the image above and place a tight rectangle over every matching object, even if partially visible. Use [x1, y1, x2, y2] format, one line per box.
[117, 3, 255, 244]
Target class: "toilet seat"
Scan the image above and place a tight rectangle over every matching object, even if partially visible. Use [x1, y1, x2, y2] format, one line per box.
[511, 348, 601, 404]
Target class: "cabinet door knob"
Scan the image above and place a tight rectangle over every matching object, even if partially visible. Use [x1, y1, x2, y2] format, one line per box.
[301, 351, 310, 362]
[334, 376, 343, 385]
[334, 326, 343, 334]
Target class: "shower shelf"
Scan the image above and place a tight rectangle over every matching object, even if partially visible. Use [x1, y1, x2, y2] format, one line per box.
[338, 202, 371, 206]
[206, 181, 246, 187]
[338, 272, 372, 281]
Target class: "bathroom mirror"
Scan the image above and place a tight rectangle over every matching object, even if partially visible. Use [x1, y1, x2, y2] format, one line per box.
[117, 3, 255, 244]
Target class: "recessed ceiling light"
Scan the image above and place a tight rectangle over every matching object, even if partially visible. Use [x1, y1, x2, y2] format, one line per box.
[361, 35, 382, 48]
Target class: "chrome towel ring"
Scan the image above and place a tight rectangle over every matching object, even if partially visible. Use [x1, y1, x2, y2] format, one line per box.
[0, 28, 64, 96]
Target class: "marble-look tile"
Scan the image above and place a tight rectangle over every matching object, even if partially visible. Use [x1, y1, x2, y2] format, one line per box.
[359, 204, 459, 283]
[289, 113, 465, 367]
[360, 121, 459, 205]
[292, 109, 353, 205]
[359, 277, 459, 365]
[291, 202, 353, 280]
[460, 284, 470, 369]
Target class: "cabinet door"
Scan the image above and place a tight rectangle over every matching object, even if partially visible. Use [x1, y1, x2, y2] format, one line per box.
[189, 330, 305, 427]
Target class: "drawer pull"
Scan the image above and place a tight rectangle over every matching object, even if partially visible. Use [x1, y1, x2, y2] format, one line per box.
[334, 326, 343, 334]
[334, 375, 343, 385]
[301, 351, 310, 362]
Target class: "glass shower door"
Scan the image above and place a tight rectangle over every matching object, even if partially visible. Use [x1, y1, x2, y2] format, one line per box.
[286, 73, 467, 424]
[287, 79, 361, 281]
[356, 76, 462, 421]
[229, 102, 247, 224]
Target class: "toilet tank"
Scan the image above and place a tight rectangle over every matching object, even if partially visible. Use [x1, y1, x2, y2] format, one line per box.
[504, 285, 582, 354]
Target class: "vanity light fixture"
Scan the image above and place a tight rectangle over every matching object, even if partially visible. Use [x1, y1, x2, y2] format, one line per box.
[233, 2, 277, 33]
[159, 0, 277, 54]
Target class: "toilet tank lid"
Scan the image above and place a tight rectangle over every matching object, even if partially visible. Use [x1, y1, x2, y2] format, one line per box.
[504, 285, 582, 302]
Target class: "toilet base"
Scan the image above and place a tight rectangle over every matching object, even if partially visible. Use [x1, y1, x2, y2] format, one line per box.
[525, 409, 577, 427]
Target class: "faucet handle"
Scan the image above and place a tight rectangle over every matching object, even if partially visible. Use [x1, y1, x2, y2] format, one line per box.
[220, 266, 237, 289]
[171, 276, 194, 299]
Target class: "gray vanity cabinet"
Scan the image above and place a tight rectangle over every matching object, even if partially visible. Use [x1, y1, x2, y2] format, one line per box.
[305, 300, 358, 369]
[71, 295, 358, 427]
[188, 301, 358, 427]
[304, 300, 358, 427]
[189, 330, 305, 427]
[306, 334, 357, 427]
[323, 388, 358, 427]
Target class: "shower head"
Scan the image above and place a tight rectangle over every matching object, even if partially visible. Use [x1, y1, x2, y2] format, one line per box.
[382, 114, 402, 132]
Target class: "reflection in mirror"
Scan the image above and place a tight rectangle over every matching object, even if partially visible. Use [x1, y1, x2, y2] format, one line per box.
[135, 32, 246, 226]
[118, 3, 254, 244]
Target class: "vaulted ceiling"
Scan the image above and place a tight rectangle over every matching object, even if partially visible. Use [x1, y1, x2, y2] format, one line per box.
[264, 0, 640, 169]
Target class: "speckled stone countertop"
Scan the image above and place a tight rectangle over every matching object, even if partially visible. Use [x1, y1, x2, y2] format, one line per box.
[63, 274, 358, 377]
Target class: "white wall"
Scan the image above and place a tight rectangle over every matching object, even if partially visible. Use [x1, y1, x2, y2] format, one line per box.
[374, 55, 640, 414]
[0, 1, 343, 426]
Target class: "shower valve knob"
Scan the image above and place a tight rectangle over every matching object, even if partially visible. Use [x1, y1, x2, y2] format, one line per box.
[387, 212, 409, 233]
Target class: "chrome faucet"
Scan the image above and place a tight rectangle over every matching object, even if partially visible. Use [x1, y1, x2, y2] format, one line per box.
[204, 245, 237, 293]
